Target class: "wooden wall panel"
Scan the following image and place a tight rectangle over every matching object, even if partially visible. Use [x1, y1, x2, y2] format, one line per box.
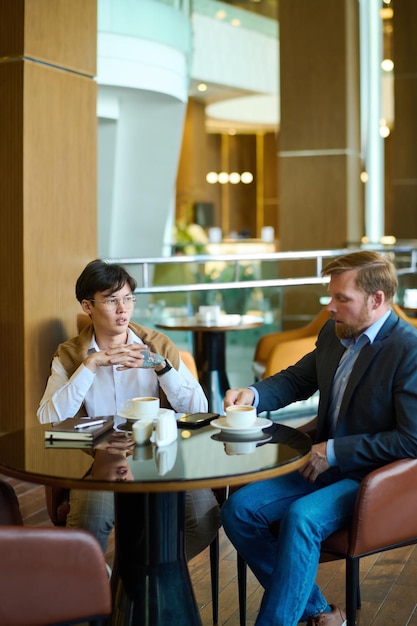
[23, 62, 97, 423]
[176, 100, 210, 222]
[0, 1, 97, 432]
[389, 0, 417, 239]
[0, 0, 96, 75]
[279, 155, 348, 251]
[0, 62, 25, 431]
[278, 0, 361, 255]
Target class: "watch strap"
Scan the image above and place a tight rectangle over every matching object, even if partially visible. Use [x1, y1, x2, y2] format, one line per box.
[155, 360, 173, 376]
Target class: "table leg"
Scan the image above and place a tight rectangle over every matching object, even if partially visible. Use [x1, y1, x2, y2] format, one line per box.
[111, 491, 202, 626]
[193, 330, 230, 414]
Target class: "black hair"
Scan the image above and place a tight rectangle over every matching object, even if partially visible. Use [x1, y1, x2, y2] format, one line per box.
[75, 259, 137, 302]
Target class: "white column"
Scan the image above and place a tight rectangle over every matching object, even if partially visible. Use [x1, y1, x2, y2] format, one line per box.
[360, 0, 385, 243]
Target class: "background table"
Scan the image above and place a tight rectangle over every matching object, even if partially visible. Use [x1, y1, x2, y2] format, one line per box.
[0, 421, 310, 626]
[156, 314, 263, 413]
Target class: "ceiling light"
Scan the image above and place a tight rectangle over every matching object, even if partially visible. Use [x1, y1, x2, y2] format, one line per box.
[231, 19, 241, 27]
[206, 172, 218, 184]
[197, 83, 208, 92]
[241, 172, 253, 184]
[218, 172, 229, 184]
[381, 58, 394, 72]
[229, 172, 240, 184]
[215, 10, 227, 20]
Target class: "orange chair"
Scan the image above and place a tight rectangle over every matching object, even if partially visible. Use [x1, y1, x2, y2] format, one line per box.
[262, 335, 318, 379]
[252, 307, 331, 380]
[392, 303, 417, 329]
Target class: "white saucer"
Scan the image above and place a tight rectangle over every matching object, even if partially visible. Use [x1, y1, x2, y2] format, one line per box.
[210, 417, 272, 436]
[118, 408, 173, 422]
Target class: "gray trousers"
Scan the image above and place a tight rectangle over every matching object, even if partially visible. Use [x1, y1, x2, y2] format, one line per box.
[67, 488, 221, 561]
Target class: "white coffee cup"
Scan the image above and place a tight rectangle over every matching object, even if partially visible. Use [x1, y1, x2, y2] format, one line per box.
[126, 396, 160, 419]
[132, 419, 154, 445]
[225, 405, 257, 429]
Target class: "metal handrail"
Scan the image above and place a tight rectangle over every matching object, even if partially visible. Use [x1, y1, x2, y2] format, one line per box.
[106, 245, 417, 295]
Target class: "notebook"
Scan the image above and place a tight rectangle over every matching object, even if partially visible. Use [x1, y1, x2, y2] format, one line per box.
[44, 416, 114, 442]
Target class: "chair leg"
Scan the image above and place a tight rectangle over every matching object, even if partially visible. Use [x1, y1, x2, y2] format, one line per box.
[345, 557, 360, 626]
[237, 552, 247, 626]
[210, 532, 220, 624]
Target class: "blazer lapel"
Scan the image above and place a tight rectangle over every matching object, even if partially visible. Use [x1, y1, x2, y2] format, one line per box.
[335, 311, 398, 428]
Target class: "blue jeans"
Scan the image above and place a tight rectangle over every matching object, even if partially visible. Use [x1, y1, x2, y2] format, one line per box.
[221, 472, 360, 626]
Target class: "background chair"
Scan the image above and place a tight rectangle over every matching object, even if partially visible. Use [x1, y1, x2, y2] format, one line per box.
[392, 302, 417, 329]
[0, 479, 23, 525]
[0, 525, 112, 626]
[252, 307, 331, 380]
[0, 479, 111, 626]
[236, 455, 417, 626]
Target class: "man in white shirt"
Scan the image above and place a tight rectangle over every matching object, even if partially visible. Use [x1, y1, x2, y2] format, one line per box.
[38, 259, 221, 559]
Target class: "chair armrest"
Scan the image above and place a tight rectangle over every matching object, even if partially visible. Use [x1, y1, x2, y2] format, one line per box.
[349, 458, 417, 557]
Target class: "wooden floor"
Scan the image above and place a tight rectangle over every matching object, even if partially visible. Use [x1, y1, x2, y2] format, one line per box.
[2, 473, 417, 625]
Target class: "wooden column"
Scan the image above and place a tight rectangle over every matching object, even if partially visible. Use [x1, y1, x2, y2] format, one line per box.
[278, 0, 362, 252]
[387, 0, 417, 239]
[176, 100, 210, 223]
[0, 0, 97, 430]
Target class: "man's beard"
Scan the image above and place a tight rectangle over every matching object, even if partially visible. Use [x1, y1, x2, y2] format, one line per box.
[334, 306, 372, 340]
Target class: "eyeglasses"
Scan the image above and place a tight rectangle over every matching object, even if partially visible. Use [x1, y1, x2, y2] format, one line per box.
[89, 295, 137, 309]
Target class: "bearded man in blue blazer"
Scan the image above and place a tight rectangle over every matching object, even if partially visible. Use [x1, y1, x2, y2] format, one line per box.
[222, 250, 417, 626]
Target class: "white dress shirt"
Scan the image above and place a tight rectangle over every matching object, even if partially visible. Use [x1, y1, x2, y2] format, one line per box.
[37, 328, 207, 423]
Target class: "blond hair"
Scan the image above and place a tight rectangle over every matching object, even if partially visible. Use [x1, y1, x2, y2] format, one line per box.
[322, 251, 398, 302]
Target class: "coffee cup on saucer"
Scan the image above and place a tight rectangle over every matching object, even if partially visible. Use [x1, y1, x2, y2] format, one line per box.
[125, 396, 160, 419]
[225, 405, 257, 429]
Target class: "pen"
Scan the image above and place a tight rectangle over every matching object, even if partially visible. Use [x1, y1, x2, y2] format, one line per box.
[74, 419, 106, 430]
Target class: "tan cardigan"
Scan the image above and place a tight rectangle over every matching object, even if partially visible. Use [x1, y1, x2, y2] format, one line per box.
[55, 321, 180, 411]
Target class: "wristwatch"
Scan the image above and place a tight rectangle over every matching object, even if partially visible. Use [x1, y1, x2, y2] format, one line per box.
[155, 360, 173, 376]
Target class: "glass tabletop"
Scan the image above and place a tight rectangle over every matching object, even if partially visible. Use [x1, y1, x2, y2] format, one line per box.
[0, 421, 311, 492]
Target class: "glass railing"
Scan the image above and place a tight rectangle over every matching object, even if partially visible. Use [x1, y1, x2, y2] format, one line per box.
[106, 245, 417, 332]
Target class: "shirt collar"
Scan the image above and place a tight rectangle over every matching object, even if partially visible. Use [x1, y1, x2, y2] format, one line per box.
[340, 308, 391, 349]
[87, 326, 143, 355]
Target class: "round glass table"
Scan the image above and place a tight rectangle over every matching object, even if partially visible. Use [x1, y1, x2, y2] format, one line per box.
[0, 420, 311, 626]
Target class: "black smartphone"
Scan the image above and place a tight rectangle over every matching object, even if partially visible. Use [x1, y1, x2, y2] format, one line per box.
[177, 412, 219, 429]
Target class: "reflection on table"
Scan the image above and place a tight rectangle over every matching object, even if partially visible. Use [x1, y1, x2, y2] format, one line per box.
[156, 314, 264, 414]
[0, 421, 311, 626]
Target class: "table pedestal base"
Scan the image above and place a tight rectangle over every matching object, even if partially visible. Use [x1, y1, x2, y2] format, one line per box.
[193, 331, 230, 414]
[111, 492, 201, 626]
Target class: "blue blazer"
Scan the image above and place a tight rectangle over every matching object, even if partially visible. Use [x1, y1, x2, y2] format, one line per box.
[254, 311, 417, 480]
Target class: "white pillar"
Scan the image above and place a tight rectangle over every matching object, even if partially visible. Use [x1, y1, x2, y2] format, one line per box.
[360, 0, 385, 243]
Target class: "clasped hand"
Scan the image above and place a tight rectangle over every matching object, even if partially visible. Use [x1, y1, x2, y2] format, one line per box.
[85, 343, 152, 372]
